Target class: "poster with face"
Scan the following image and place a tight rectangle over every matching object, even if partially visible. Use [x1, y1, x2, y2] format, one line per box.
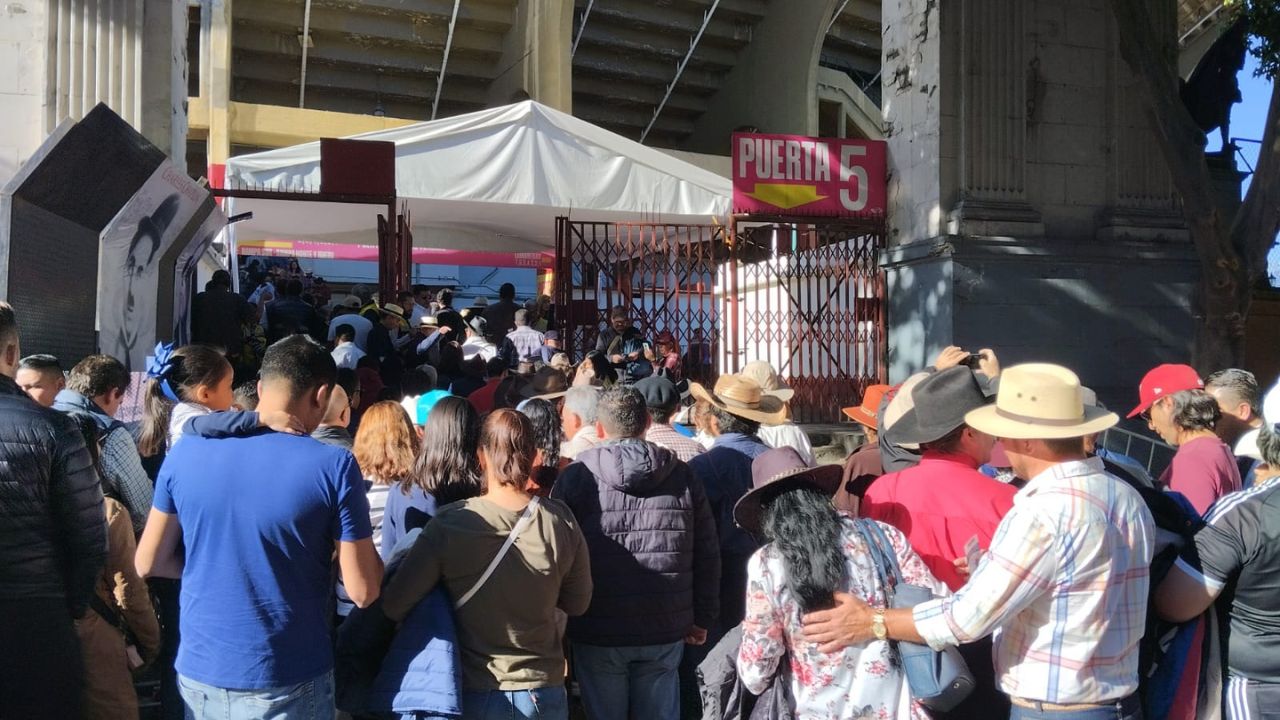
[98, 161, 204, 371]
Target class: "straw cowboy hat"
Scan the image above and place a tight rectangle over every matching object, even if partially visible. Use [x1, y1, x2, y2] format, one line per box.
[965, 363, 1118, 439]
[740, 360, 795, 402]
[690, 374, 788, 426]
[733, 447, 843, 533]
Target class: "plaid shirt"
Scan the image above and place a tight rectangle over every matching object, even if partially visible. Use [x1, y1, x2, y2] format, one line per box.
[100, 426, 154, 535]
[644, 423, 704, 462]
[913, 458, 1154, 704]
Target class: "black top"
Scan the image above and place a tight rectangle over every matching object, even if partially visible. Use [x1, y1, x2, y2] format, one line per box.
[1179, 477, 1280, 682]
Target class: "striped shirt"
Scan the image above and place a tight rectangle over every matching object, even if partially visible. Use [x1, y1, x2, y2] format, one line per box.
[913, 457, 1154, 704]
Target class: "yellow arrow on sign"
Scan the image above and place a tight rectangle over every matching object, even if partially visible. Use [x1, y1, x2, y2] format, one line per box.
[744, 183, 827, 210]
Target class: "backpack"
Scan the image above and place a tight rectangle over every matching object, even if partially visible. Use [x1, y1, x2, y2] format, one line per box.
[64, 410, 127, 503]
[1106, 460, 1204, 720]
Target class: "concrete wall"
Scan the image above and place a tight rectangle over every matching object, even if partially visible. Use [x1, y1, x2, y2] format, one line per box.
[882, 0, 1195, 405]
[0, 1, 48, 190]
[886, 235, 1198, 410]
[682, 0, 838, 155]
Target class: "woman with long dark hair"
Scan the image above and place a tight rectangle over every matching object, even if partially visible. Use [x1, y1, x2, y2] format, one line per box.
[572, 351, 617, 389]
[382, 410, 592, 720]
[735, 447, 947, 719]
[381, 395, 483, 560]
[517, 398, 563, 496]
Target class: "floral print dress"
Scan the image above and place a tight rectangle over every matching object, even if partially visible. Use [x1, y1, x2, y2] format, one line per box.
[738, 518, 949, 720]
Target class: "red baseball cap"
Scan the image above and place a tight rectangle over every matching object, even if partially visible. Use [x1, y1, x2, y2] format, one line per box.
[1127, 364, 1203, 418]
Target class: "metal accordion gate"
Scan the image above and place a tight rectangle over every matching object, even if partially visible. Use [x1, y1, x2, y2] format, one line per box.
[724, 214, 887, 424]
[554, 214, 886, 423]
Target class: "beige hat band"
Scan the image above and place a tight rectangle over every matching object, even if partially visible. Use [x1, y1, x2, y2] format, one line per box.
[995, 406, 1087, 427]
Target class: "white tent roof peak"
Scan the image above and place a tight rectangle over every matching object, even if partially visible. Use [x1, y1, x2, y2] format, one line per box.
[224, 100, 732, 252]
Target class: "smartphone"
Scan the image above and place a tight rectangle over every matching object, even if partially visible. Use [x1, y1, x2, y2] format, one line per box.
[963, 352, 984, 368]
[964, 535, 982, 572]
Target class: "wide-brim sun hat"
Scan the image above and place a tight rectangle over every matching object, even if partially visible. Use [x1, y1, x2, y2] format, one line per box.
[690, 374, 788, 426]
[965, 363, 1118, 439]
[734, 446, 843, 533]
[880, 372, 930, 451]
[740, 360, 795, 402]
[842, 383, 892, 428]
[890, 367, 993, 446]
[519, 366, 571, 401]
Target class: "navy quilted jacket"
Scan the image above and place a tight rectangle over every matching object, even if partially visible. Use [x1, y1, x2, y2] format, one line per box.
[0, 375, 106, 615]
[552, 439, 720, 646]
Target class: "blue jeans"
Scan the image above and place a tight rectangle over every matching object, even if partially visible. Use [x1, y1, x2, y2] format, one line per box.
[177, 671, 334, 720]
[571, 640, 684, 720]
[1009, 694, 1142, 720]
[461, 686, 568, 720]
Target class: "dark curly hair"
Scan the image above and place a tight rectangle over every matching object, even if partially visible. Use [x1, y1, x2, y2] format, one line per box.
[760, 486, 847, 613]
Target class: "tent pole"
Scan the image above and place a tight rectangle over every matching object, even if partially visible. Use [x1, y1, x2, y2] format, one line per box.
[640, 0, 721, 144]
[432, 0, 463, 120]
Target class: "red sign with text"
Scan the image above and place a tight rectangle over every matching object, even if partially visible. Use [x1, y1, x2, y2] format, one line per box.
[731, 132, 886, 216]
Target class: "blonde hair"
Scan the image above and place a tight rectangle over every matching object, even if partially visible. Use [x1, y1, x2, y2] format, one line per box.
[353, 401, 419, 485]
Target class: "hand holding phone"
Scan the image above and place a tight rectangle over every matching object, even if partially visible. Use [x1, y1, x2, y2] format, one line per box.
[964, 535, 983, 574]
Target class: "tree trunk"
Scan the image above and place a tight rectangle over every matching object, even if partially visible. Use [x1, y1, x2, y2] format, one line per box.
[1111, 1, 1280, 374]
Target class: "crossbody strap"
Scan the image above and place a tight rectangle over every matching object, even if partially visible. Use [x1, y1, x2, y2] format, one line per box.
[854, 518, 900, 606]
[455, 497, 541, 610]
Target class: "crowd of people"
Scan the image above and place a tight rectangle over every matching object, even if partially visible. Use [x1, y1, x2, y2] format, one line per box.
[2, 282, 1278, 720]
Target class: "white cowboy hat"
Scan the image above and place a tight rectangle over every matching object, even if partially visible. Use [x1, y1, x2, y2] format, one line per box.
[690, 374, 788, 426]
[740, 360, 795, 402]
[965, 363, 1118, 439]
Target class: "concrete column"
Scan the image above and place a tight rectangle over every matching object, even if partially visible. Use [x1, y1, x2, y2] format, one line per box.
[949, 0, 1043, 237]
[681, 0, 838, 155]
[0, 0, 49, 189]
[1098, 1, 1185, 241]
[487, 0, 572, 112]
[139, 0, 186, 167]
[205, 0, 231, 185]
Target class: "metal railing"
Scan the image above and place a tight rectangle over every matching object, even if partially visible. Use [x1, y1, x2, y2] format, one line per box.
[1098, 425, 1177, 477]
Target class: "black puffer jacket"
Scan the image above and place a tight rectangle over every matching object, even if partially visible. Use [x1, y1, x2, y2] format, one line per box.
[0, 375, 107, 615]
[552, 439, 720, 646]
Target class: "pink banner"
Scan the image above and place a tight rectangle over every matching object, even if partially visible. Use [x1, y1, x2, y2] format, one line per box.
[731, 132, 886, 217]
[238, 239, 554, 269]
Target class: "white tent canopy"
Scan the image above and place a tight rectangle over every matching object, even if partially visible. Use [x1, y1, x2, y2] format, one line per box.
[224, 100, 732, 253]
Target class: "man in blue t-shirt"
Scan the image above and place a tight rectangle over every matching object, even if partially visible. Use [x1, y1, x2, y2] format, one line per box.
[135, 335, 383, 717]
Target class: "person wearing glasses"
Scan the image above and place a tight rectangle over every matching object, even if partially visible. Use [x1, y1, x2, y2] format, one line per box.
[1129, 364, 1241, 516]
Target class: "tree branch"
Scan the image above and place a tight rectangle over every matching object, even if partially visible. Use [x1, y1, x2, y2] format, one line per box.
[1230, 79, 1280, 280]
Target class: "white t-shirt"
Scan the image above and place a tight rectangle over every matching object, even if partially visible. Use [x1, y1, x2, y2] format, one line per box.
[462, 335, 498, 362]
[331, 342, 367, 370]
[758, 422, 816, 466]
[168, 402, 212, 448]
